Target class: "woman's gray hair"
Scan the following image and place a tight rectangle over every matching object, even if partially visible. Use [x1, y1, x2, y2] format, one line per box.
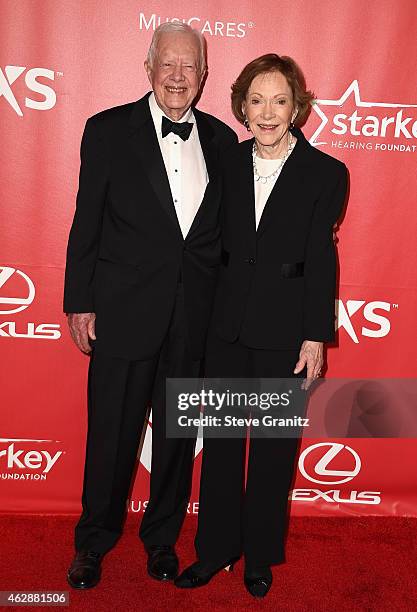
[147, 23, 207, 74]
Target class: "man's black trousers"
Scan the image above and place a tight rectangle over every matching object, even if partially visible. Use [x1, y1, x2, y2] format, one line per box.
[74, 284, 200, 553]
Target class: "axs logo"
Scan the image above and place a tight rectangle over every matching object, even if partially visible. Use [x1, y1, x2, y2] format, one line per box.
[0, 65, 57, 116]
[336, 299, 395, 343]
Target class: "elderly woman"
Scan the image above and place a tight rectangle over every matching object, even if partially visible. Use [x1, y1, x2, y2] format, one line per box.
[175, 54, 348, 597]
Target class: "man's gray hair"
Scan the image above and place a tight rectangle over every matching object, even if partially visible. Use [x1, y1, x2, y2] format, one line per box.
[147, 23, 207, 74]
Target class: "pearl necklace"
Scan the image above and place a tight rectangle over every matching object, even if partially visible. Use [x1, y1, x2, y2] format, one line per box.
[252, 133, 295, 184]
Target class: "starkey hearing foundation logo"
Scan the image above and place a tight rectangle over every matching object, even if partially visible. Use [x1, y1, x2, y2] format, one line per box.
[310, 80, 417, 154]
[0, 266, 61, 340]
[0, 438, 64, 481]
[0, 65, 60, 116]
[138, 11, 254, 38]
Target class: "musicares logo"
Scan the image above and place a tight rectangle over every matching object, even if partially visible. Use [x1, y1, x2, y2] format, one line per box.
[138, 12, 253, 38]
[310, 80, 417, 153]
[0, 66, 58, 117]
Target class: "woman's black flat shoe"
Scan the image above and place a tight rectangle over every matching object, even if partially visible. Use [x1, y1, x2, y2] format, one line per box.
[244, 567, 272, 598]
[174, 558, 237, 589]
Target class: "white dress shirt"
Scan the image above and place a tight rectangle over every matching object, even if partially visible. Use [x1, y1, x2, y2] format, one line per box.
[149, 92, 208, 238]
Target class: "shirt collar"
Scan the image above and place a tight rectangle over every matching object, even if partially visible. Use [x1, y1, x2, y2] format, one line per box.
[149, 92, 195, 133]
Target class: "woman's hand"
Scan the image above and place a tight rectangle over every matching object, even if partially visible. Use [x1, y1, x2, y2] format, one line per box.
[294, 340, 324, 390]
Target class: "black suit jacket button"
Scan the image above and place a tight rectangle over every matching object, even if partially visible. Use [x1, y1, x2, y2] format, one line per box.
[245, 257, 256, 265]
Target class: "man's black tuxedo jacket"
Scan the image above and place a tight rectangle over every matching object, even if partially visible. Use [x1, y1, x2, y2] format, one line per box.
[211, 127, 348, 349]
[63, 93, 237, 360]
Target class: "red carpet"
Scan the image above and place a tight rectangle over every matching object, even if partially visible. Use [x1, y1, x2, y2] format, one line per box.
[0, 515, 415, 611]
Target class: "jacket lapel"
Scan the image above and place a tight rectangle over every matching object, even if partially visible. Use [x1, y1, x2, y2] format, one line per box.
[256, 128, 311, 238]
[239, 138, 257, 235]
[128, 93, 182, 236]
[186, 109, 220, 238]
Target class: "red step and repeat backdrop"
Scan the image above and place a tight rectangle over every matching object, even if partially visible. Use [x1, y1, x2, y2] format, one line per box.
[1, 0, 417, 517]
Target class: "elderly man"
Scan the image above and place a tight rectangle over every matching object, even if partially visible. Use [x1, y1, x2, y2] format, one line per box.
[64, 22, 237, 589]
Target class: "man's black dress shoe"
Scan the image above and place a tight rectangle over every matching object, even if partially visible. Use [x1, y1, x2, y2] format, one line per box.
[146, 545, 179, 581]
[244, 566, 273, 598]
[67, 551, 103, 589]
[174, 558, 237, 588]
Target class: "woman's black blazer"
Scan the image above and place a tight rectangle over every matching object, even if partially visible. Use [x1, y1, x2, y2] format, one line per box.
[211, 127, 348, 350]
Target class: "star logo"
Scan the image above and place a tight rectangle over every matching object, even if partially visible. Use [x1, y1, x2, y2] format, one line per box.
[139, 412, 203, 472]
[309, 80, 417, 146]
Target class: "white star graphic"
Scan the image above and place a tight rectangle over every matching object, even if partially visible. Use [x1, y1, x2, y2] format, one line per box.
[138, 412, 203, 473]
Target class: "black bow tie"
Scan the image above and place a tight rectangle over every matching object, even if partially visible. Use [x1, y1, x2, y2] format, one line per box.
[161, 116, 193, 141]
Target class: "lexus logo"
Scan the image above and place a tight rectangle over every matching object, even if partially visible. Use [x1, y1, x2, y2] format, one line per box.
[0, 66, 57, 116]
[298, 442, 361, 485]
[0, 266, 35, 314]
[336, 299, 392, 343]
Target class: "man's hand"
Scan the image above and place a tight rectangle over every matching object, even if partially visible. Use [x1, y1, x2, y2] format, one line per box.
[67, 313, 96, 354]
[294, 340, 324, 390]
